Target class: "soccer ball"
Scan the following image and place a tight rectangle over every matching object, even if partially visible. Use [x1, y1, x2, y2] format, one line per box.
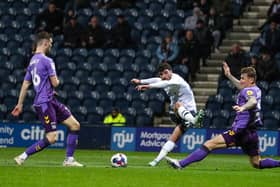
[111, 153, 128, 168]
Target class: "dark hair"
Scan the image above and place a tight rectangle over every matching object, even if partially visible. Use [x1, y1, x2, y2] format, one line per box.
[112, 107, 119, 113]
[32, 31, 52, 52]
[158, 62, 172, 72]
[34, 31, 52, 45]
[241, 66, 257, 82]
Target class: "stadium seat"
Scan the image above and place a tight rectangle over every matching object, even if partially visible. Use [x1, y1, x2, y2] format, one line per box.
[95, 84, 111, 94]
[222, 95, 236, 112]
[22, 111, 37, 123]
[261, 95, 274, 112]
[263, 111, 280, 130]
[67, 98, 81, 109]
[201, 109, 213, 128]
[115, 98, 130, 112]
[211, 110, 230, 129]
[131, 100, 146, 111]
[87, 113, 103, 125]
[206, 94, 224, 111]
[256, 81, 269, 94]
[73, 48, 88, 58]
[135, 114, 153, 127]
[173, 64, 189, 79]
[148, 100, 164, 115]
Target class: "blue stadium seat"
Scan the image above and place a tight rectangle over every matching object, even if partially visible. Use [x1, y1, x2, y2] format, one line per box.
[173, 64, 189, 79]
[115, 98, 130, 112]
[73, 48, 88, 58]
[263, 111, 280, 130]
[71, 106, 87, 122]
[95, 84, 111, 93]
[257, 81, 269, 94]
[201, 109, 213, 128]
[131, 100, 146, 110]
[222, 95, 236, 112]
[206, 95, 224, 111]
[102, 55, 118, 65]
[87, 113, 103, 125]
[261, 95, 274, 112]
[148, 100, 164, 115]
[211, 110, 230, 129]
[135, 115, 153, 127]
[149, 2, 162, 12]
[218, 87, 234, 97]
[104, 48, 120, 58]
[83, 98, 98, 109]
[120, 49, 135, 58]
[273, 96, 280, 110]
[135, 1, 147, 10]
[22, 111, 37, 123]
[164, 2, 175, 12]
[67, 98, 81, 109]
[57, 48, 72, 57]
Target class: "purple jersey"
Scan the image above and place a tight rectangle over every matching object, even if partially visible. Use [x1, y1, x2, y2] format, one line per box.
[232, 86, 262, 130]
[24, 53, 56, 105]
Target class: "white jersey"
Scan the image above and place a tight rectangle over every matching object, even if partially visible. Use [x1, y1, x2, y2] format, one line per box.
[141, 73, 197, 112]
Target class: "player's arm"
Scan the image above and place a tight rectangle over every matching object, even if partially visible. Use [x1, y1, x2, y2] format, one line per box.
[11, 80, 31, 116]
[223, 62, 242, 90]
[233, 95, 257, 112]
[50, 75, 59, 87]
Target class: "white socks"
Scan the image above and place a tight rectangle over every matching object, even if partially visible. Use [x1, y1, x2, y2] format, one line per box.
[177, 106, 195, 124]
[155, 140, 175, 162]
[19, 152, 28, 160]
[66, 156, 74, 161]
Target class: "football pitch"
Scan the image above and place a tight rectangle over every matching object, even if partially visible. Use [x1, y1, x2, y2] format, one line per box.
[0, 148, 279, 187]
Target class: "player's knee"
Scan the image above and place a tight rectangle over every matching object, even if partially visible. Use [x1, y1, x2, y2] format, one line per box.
[70, 121, 80, 131]
[46, 132, 57, 144]
[203, 141, 213, 151]
[174, 102, 183, 110]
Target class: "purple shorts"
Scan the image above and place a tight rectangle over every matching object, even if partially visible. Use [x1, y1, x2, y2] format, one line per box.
[34, 98, 71, 133]
[222, 128, 259, 156]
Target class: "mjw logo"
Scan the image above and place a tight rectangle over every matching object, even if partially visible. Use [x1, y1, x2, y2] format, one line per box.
[113, 130, 134, 148]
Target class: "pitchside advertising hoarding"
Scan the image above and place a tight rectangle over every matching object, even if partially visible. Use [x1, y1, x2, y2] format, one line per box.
[111, 127, 280, 156]
[0, 123, 67, 148]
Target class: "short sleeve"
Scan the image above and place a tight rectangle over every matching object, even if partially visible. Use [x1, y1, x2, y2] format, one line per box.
[24, 67, 32, 81]
[243, 88, 257, 100]
[46, 59, 56, 77]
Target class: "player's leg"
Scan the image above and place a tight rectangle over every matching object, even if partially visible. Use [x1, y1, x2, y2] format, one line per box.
[53, 99, 83, 167]
[175, 102, 204, 127]
[61, 115, 83, 167]
[149, 126, 183, 166]
[257, 156, 280, 169]
[166, 134, 227, 169]
[14, 103, 56, 165]
[249, 155, 280, 169]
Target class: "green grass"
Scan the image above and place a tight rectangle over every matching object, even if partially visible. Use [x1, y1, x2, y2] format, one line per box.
[0, 148, 280, 187]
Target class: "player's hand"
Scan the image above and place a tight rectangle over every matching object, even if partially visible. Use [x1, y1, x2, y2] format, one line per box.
[233, 105, 245, 112]
[11, 104, 23, 117]
[223, 62, 231, 77]
[136, 85, 149, 91]
[131, 78, 141, 84]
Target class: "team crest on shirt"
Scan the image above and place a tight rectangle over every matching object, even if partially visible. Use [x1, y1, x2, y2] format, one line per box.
[246, 90, 253, 96]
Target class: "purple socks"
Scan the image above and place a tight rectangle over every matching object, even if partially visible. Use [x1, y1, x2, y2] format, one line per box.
[25, 138, 50, 156]
[66, 131, 79, 157]
[259, 158, 280, 169]
[179, 145, 210, 167]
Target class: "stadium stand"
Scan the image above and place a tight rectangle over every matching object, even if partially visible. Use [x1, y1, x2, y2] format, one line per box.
[0, 0, 279, 130]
